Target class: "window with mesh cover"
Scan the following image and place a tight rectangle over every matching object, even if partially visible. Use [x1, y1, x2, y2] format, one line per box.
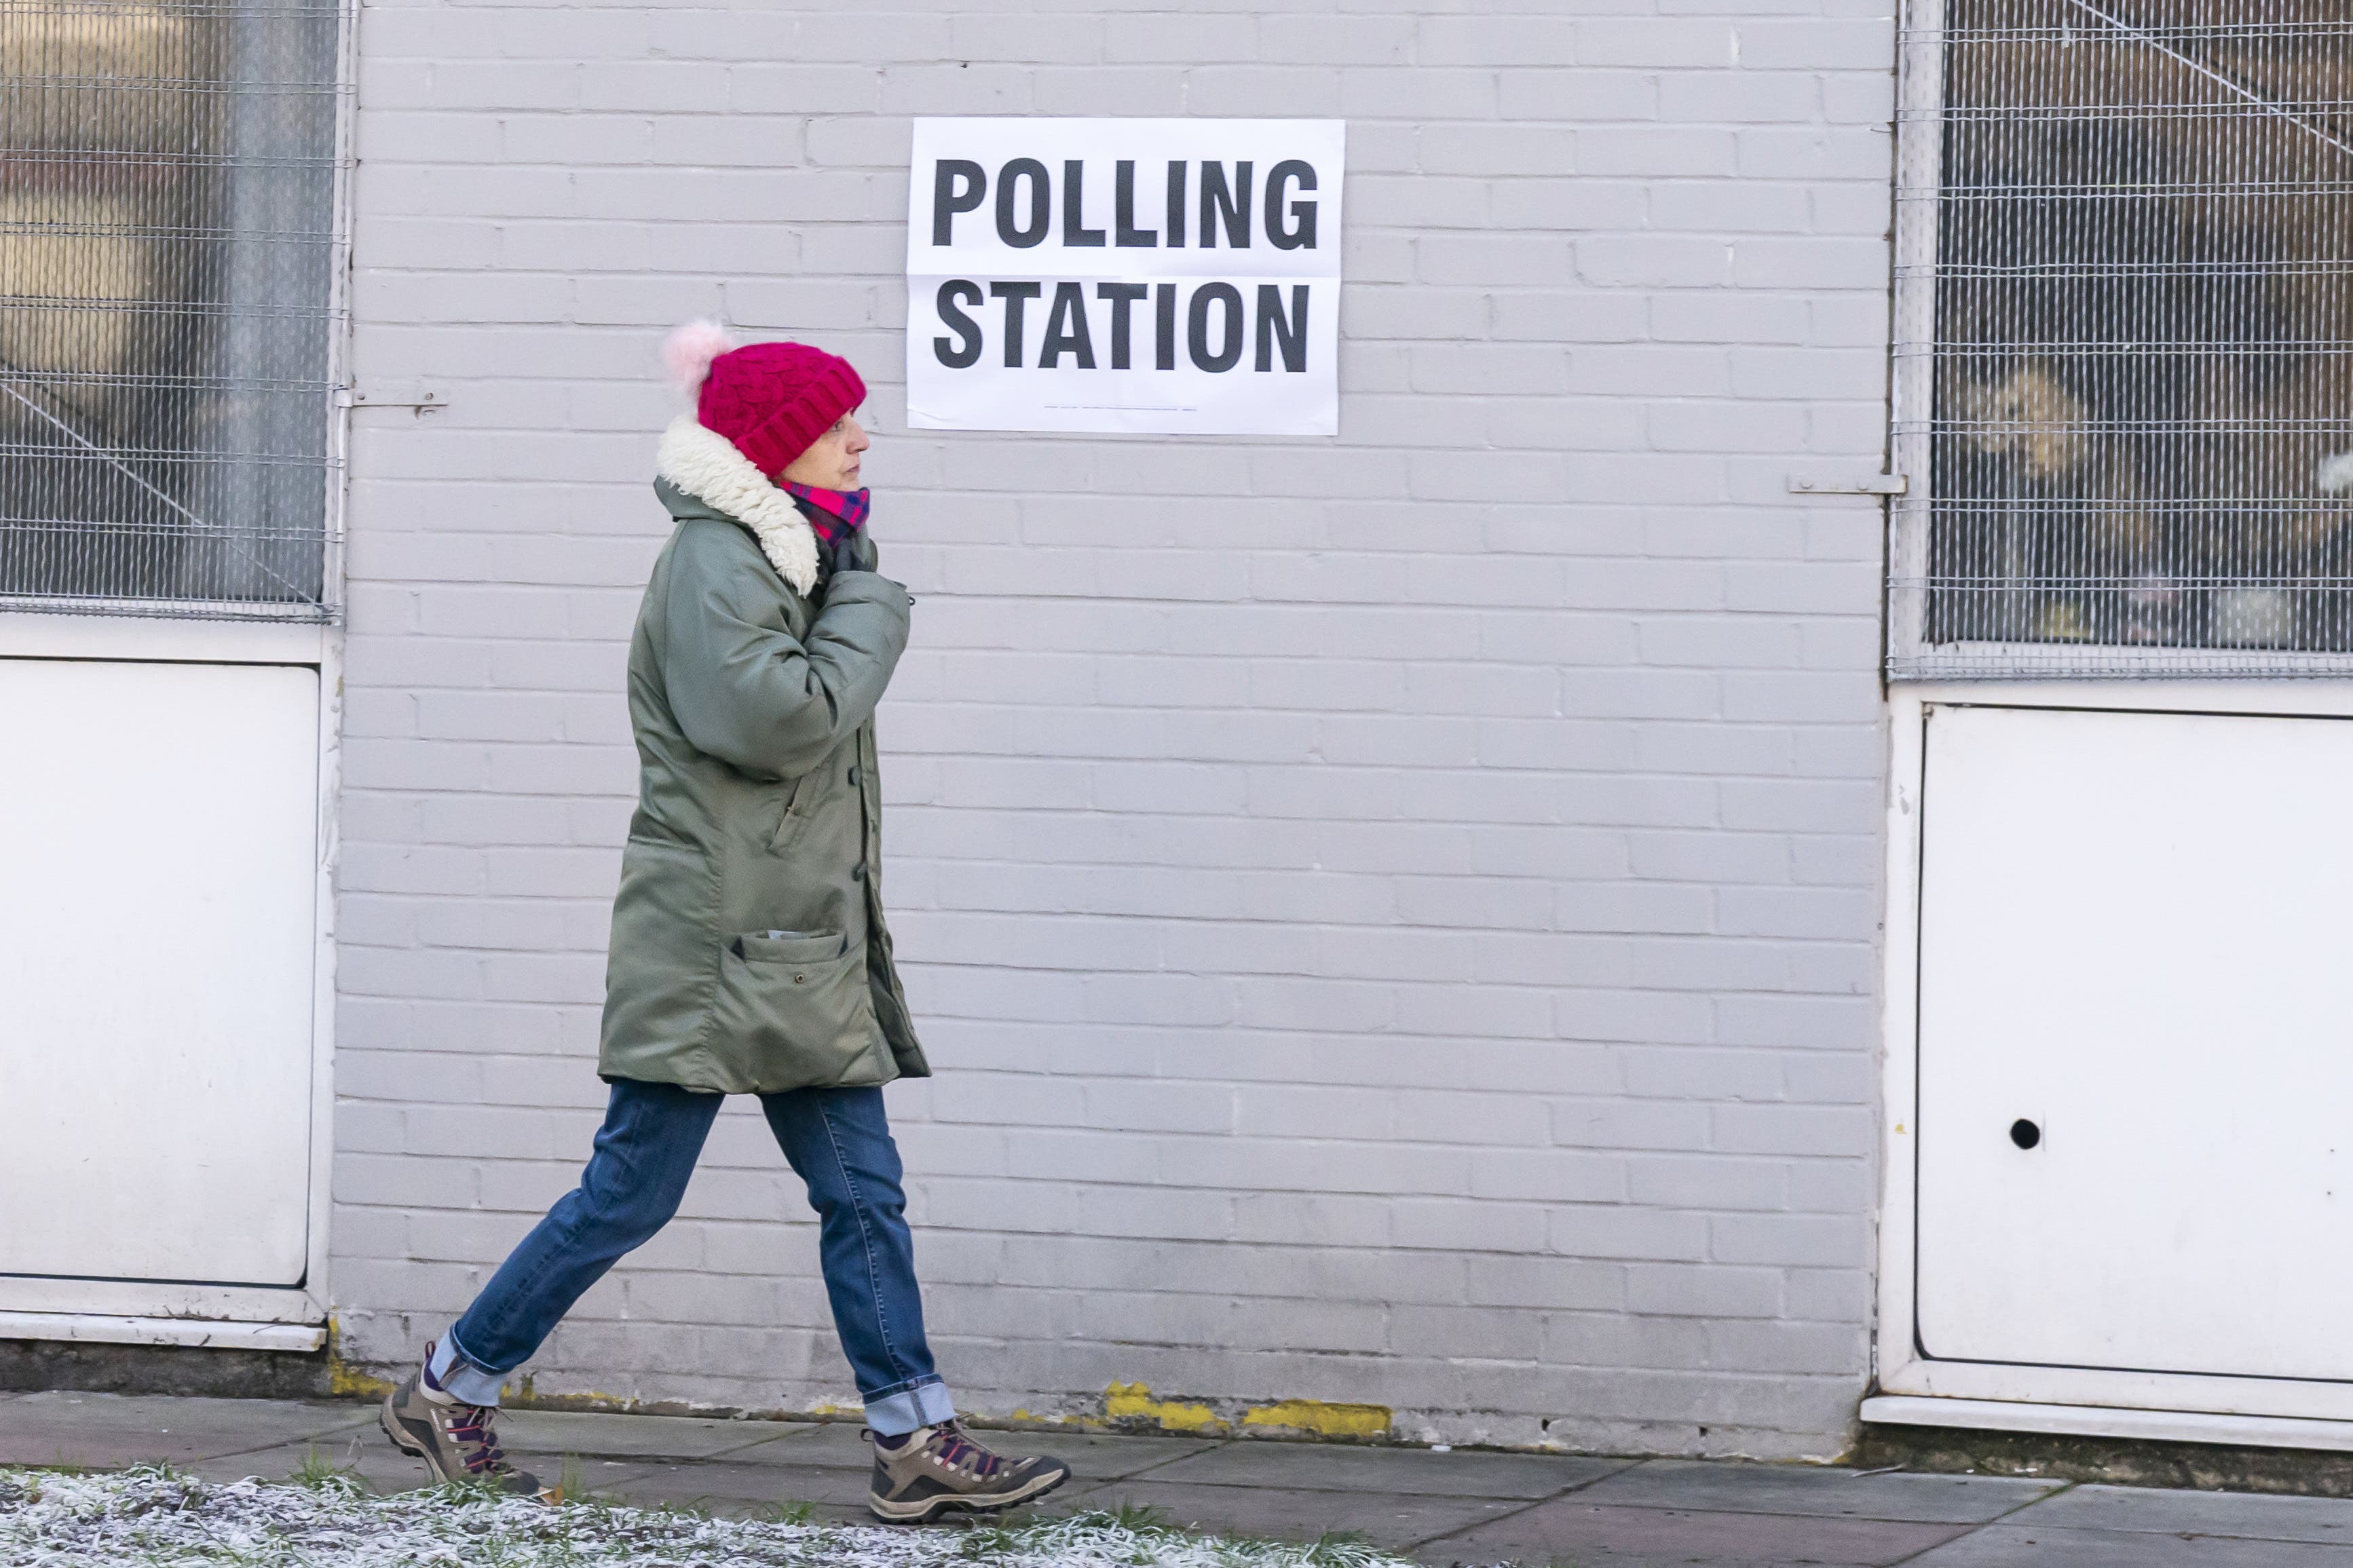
[1889, 1, 2353, 677]
[0, 0, 345, 621]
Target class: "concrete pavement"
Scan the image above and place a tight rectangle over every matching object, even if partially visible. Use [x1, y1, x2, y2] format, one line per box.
[8, 1391, 2353, 1565]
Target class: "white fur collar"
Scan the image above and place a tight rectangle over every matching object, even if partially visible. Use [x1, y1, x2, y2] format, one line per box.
[654, 416, 820, 597]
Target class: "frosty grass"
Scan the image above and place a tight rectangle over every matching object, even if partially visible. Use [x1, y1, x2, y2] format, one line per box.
[0, 1464, 1425, 1568]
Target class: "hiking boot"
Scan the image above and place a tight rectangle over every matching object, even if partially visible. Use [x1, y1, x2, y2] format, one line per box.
[867, 1421, 1070, 1522]
[380, 1349, 554, 1502]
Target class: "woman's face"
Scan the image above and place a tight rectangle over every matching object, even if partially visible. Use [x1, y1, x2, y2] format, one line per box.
[780, 413, 869, 490]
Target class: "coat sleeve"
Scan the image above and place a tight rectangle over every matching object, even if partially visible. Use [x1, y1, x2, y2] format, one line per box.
[660, 527, 912, 780]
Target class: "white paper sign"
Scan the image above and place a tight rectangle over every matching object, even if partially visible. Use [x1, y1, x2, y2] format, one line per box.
[905, 117, 1344, 436]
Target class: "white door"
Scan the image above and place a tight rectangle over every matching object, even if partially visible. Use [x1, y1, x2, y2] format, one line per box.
[1916, 702, 2353, 1380]
[0, 657, 320, 1286]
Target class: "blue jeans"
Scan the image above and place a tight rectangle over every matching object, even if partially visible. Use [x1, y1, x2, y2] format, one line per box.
[432, 1080, 954, 1436]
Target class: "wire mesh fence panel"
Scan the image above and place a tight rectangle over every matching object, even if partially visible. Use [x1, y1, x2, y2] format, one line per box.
[1890, 0, 2353, 678]
[0, 0, 345, 622]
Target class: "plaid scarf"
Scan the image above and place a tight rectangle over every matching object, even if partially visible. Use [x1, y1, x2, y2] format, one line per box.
[783, 480, 871, 550]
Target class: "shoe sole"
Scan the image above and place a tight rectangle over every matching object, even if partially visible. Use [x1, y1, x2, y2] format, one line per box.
[867, 1465, 1070, 1523]
[380, 1397, 459, 1483]
[383, 1396, 561, 1504]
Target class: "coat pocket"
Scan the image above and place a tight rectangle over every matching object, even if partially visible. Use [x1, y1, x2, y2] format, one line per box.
[709, 930, 880, 1084]
[732, 929, 844, 963]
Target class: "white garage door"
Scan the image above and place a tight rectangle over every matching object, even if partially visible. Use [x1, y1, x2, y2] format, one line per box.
[0, 658, 319, 1286]
[1917, 702, 2353, 1381]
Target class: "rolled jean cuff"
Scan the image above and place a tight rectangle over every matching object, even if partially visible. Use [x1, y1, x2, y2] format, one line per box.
[863, 1378, 955, 1437]
[430, 1328, 510, 1409]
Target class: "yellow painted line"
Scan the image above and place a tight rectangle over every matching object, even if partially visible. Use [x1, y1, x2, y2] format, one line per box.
[1104, 1381, 1230, 1434]
[1241, 1399, 1393, 1439]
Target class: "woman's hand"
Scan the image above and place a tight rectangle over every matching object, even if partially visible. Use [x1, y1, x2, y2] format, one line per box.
[829, 528, 878, 576]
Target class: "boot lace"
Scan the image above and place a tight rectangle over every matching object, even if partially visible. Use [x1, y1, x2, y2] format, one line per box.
[928, 1422, 1004, 1479]
[446, 1405, 516, 1478]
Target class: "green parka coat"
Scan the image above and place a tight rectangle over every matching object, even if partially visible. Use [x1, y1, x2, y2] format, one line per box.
[596, 415, 927, 1093]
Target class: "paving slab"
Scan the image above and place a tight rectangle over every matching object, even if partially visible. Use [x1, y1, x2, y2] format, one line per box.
[1904, 1522, 2353, 1567]
[1064, 1476, 1530, 1552]
[1417, 1498, 1974, 1567]
[2018, 1483, 2353, 1544]
[1574, 1459, 2060, 1523]
[584, 1443, 1185, 1526]
[1146, 1441, 1631, 1499]
[23, 1392, 2353, 1568]
[669, 1419, 869, 1469]
[707, 1423, 1219, 1483]
[494, 1408, 806, 1463]
[0, 1392, 366, 1468]
[584, 1455, 876, 1522]
[580, 1434, 1209, 1524]
[1004, 1430, 1228, 1482]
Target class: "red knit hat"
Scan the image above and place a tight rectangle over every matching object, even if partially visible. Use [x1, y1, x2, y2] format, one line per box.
[664, 322, 865, 478]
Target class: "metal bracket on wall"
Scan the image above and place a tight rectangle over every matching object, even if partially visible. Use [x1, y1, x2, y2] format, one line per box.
[336, 386, 444, 415]
[1787, 472, 1908, 495]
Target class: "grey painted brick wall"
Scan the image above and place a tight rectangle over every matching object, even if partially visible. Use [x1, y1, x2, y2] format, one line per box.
[333, 0, 1895, 1460]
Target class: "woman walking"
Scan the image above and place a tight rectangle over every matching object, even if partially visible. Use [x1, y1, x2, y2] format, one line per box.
[380, 324, 1070, 1523]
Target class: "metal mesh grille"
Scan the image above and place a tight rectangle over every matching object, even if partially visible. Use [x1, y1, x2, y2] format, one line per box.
[1889, 0, 2353, 677]
[0, 0, 345, 622]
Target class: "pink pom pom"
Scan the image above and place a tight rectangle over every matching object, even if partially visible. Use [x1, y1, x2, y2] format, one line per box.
[663, 319, 735, 393]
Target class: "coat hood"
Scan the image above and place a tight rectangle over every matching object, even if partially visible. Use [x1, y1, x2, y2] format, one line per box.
[654, 415, 821, 597]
